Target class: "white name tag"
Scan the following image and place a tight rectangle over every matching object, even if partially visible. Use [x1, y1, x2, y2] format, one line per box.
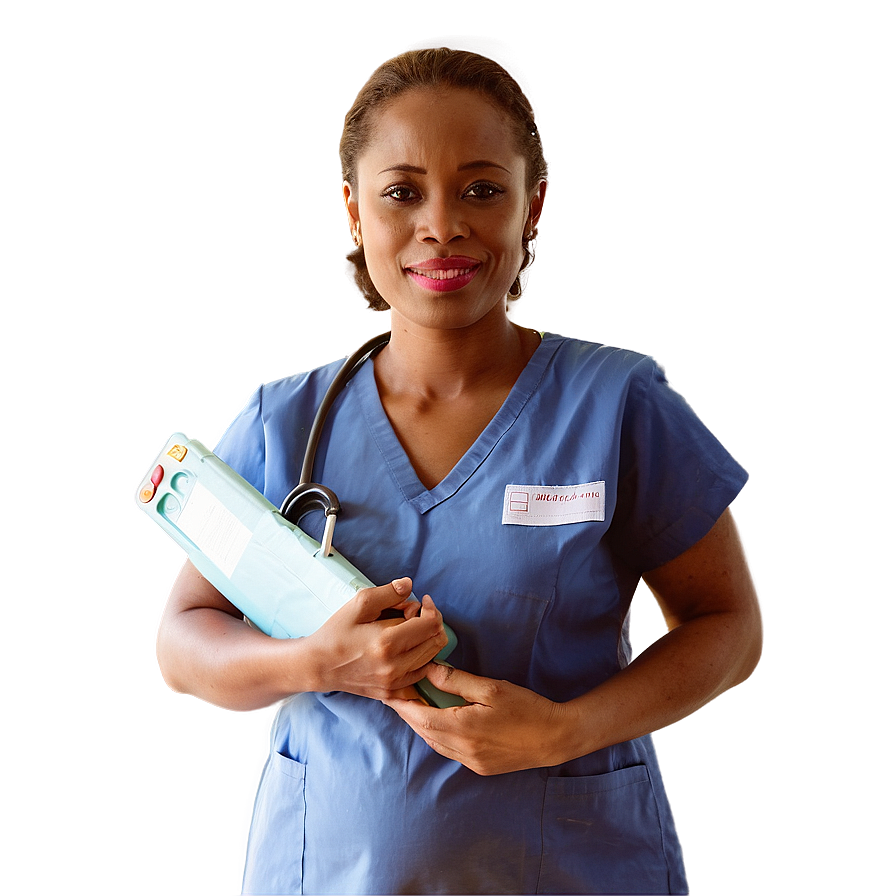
[502, 481, 606, 527]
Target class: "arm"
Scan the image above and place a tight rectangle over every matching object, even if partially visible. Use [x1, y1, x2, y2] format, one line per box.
[385, 508, 761, 775]
[156, 561, 449, 711]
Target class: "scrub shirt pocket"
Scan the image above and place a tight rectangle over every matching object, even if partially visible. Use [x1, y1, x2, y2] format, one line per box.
[537, 765, 677, 895]
[242, 751, 306, 895]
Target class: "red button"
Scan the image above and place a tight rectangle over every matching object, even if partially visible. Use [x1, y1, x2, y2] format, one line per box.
[151, 465, 164, 486]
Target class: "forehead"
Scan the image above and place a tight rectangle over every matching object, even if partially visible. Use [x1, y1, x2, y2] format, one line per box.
[360, 87, 525, 177]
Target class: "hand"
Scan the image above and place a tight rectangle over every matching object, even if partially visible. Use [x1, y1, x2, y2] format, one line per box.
[383, 663, 572, 775]
[304, 577, 448, 701]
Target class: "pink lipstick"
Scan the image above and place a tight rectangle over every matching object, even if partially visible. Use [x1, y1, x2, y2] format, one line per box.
[404, 256, 481, 292]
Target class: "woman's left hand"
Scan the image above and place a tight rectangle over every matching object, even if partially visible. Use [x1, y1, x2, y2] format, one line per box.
[383, 663, 571, 776]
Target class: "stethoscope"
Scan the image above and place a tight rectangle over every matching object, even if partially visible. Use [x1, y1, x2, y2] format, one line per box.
[279, 331, 391, 557]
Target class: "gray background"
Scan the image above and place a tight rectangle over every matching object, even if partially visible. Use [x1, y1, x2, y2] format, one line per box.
[3, 2, 892, 893]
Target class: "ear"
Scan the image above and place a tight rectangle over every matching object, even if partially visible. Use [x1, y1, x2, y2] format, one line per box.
[527, 180, 547, 234]
[343, 180, 360, 232]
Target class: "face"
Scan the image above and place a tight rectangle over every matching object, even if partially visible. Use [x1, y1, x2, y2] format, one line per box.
[344, 87, 546, 333]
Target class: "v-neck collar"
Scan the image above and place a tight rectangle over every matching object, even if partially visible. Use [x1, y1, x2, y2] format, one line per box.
[356, 333, 563, 514]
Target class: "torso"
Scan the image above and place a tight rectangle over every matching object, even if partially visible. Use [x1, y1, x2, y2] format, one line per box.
[219, 335, 743, 893]
[226, 334, 699, 895]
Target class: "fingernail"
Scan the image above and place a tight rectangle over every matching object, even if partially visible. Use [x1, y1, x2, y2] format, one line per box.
[391, 577, 412, 595]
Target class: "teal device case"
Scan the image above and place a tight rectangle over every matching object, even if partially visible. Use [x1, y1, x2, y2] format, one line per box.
[137, 433, 462, 707]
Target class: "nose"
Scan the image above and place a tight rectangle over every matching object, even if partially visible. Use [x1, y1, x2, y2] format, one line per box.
[416, 196, 469, 244]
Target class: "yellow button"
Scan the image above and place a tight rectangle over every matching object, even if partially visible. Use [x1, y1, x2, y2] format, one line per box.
[167, 444, 187, 462]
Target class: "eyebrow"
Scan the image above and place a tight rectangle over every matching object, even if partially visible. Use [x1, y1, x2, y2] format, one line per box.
[377, 160, 511, 176]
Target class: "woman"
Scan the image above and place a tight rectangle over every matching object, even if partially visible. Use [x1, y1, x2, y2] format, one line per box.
[157, 48, 761, 895]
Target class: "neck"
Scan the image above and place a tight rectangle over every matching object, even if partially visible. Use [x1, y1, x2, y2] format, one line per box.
[375, 309, 540, 401]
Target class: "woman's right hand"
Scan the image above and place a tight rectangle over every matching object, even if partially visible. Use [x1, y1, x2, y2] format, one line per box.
[304, 576, 449, 701]
[156, 562, 447, 710]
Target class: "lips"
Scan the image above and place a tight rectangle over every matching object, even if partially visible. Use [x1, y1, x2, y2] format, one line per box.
[404, 256, 481, 292]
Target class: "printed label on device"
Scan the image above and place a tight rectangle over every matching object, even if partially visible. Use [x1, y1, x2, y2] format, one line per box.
[502, 481, 606, 527]
[177, 481, 253, 576]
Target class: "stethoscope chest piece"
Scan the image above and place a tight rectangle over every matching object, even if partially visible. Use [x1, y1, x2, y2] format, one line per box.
[280, 483, 341, 557]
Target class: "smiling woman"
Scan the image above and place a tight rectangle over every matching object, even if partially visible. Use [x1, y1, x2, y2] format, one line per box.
[155, 47, 760, 896]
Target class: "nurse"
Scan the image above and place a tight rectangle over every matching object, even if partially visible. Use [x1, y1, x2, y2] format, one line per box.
[157, 48, 761, 894]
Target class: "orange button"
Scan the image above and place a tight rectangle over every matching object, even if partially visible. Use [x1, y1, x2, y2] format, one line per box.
[139, 483, 156, 503]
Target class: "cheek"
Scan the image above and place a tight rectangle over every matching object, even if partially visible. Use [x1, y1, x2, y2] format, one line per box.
[495, 200, 528, 255]
[497, 221, 526, 269]
[361, 215, 401, 262]
[369, 208, 410, 244]
[360, 222, 409, 299]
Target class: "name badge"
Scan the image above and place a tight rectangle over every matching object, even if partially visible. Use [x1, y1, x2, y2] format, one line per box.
[502, 481, 606, 527]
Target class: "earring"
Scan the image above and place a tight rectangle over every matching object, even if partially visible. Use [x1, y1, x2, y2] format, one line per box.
[507, 230, 535, 299]
[520, 231, 535, 274]
[352, 222, 363, 248]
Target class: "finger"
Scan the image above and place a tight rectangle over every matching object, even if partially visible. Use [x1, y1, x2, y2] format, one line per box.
[373, 634, 448, 692]
[422, 662, 498, 705]
[378, 598, 421, 621]
[400, 595, 423, 620]
[383, 608, 447, 666]
[382, 696, 467, 763]
[406, 593, 445, 634]
[381, 591, 442, 637]
[383, 592, 425, 622]
[418, 593, 441, 619]
[374, 600, 450, 692]
[391, 684, 428, 701]
[382, 694, 441, 727]
[352, 577, 416, 622]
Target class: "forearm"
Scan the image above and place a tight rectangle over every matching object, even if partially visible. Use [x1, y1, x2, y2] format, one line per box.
[555, 508, 763, 763]
[554, 607, 762, 763]
[156, 605, 323, 711]
[156, 562, 326, 711]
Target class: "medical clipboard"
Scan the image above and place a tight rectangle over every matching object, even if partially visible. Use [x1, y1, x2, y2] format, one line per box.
[136, 433, 462, 707]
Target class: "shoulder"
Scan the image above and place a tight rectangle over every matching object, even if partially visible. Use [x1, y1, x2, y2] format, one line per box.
[254, 356, 347, 420]
[543, 332, 654, 372]
[213, 355, 347, 493]
[539, 332, 664, 403]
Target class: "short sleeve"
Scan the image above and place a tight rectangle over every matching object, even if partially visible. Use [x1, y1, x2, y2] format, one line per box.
[608, 359, 748, 572]
[213, 386, 266, 495]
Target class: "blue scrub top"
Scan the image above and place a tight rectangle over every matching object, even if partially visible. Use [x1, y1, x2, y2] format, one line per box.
[215, 333, 747, 895]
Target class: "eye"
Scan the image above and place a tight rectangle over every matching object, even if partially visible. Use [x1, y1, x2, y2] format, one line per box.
[381, 184, 418, 203]
[463, 181, 504, 200]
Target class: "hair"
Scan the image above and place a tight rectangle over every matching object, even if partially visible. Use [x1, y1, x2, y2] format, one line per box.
[340, 48, 549, 311]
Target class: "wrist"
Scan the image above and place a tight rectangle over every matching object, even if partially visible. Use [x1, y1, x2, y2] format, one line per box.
[274, 633, 326, 697]
[545, 699, 586, 767]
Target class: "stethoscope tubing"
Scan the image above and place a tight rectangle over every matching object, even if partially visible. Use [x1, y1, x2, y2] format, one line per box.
[279, 331, 391, 554]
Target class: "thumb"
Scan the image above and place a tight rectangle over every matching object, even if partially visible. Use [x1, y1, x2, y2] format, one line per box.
[352, 577, 418, 622]
[423, 661, 493, 704]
